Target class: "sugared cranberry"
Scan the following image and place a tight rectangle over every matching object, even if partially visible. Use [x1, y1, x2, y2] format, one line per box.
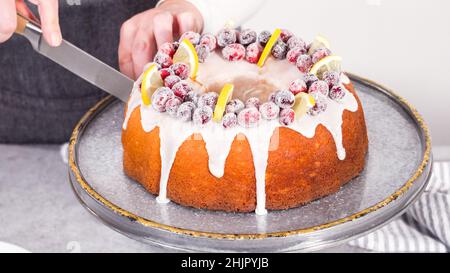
[308, 98, 327, 116]
[271, 40, 287, 59]
[323, 71, 340, 88]
[226, 99, 245, 114]
[258, 30, 271, 45]
[177, 102, 196, 122]
[159, 42, 176, 57]
[311, 47, 331, 64]
[199, 33, 217, 51]
[217, 29, 237, 47]
[280, 29, 294, 43]
[329, 85, 346, 101]
[287, 47, 306, 64]
[185, 91, 199, 104]
[159, 68, 173, 81]
[274, 90, 295, 109]
[268, 91, 279, 103]
[296, 54, 313, 73]
[222, 43, 246, 61]
[165, 97, 182, 117]
[154, 52, 173, 68]
[287, 37, 306, 51]
[151, 87, 174, 112]
[238, 29, 257, 45]
[245, 42, 262, 63]
[198, 92, 219, 109]
[288, 79, 308, 95]
[245, 97, 261, 110]
[309, 80, 329, 98]
[279, 108, 295, 126]
[164, 75, 181, 89]
[193, 106, 213, 126]
[222, 113, 238, 128]
[172, 81, 193, 100]
[260, 102, 280, 120]
[237, 107, 261, 128]
[195, 44, 210, 63]
[170, 63, 190, 80]
[303, 73, 319, 87]
[180, 31, 201, 45]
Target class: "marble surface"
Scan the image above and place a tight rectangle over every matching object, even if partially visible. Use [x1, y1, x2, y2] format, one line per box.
[0, 144, 367, 253]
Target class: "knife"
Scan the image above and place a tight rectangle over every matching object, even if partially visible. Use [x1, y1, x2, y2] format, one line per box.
[14, 13, 134, 102]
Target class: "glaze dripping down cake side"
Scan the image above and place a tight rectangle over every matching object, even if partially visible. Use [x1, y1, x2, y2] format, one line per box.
[121, 29, 368, 215]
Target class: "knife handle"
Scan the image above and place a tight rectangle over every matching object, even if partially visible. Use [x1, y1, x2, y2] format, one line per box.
[15, 13, 29, 35]
[15, 13, 42, 50]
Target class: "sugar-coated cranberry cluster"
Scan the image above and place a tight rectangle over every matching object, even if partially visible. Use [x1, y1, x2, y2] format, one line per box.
[146, 29, 345, 129]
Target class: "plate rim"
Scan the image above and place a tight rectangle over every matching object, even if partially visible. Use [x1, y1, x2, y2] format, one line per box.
[68, 73, 432, 240]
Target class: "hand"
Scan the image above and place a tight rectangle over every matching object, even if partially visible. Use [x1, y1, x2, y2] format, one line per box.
[0, 0, 61, 46]
[119, 0, 204, 79]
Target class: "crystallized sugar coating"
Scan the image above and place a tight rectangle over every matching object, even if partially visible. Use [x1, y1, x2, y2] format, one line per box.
[238, 29, 257, 45]
[193, 106, 213, 125]
[296, 54, 313, 73]
[279, 108, 295, 126]
[323, 71, 341, 88]
[199, 33, 217, 51]
[274, 90, 295, 109]
[258, 30, 271, 45]
[159, 42, 176, 57]
[312, 47, 331, 64]
[217, 29, 237, 47]
[303, 73, 319, 87]
[154, 52, 173, 69]
[198, 92, 219, 109]
[151, 87, 174, 112]
[245, 42, 262, 63]
[287, 36, 307, 51]
[309, 80, 329, 98]
[159, 68, 173, 81]
[170, 63, 190, 80]
[196, 44, 210, 63]
[180, 31, 201, 45]
[287, 47, 306, 64]
[222, 113, 238, 128]
[289, 79, 308, 95]
[222, 43, 246, 61]
[237, 107, 261, 128]
[176, 101, 196, 122]
[226, 99, 245, 114]
[260, 102, 280, 120]
[308, 97, 328, 116]
[185, 91, 199, 105]
[268, 91, 279, 103]
[165, 97, 182, 117]
[164, 75, 181, 89]
[245, 97, 261, 110]
[172, 81, 193, 100]
[280, 29, 294, 43]
[271, 40, 288, 59]
[329, 85, 346, 101]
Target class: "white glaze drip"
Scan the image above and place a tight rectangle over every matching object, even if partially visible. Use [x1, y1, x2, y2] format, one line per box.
[123, 56, 358, 215]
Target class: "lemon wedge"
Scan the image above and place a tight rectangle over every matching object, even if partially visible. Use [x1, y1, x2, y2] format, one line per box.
[293, 92, 315, 119]
[309, 55, 342, 79]
[140, 63, 163, 106]
[308, 34, 331, 55]
[213, 83, 234, 122]
[257, 28, 282, 68]
[173, 39, 199, 79]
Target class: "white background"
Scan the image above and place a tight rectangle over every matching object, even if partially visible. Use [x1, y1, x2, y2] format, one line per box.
[244, 0, 450, 147]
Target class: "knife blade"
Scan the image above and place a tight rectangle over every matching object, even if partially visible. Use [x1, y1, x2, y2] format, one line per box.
[15, 14, 134, 102]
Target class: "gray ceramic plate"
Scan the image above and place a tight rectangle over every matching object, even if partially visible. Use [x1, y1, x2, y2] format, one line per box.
[69, 74, 432, 252]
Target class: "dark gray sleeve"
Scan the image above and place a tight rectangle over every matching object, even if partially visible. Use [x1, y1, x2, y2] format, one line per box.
[0, 0, 155, 143]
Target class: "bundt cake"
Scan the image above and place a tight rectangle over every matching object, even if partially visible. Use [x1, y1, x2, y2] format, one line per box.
[122, 28, 368, 215]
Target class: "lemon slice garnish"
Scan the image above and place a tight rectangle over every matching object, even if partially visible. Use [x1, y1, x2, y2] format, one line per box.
[213, 83, 234, 122]
[141, 63, 163, 105]
[293, 92, 315, 119]
[173, 39, 199, 79]
[257, 28, 282, 68]
[308, 34, 331, 55]
[309, 55, 342, 79]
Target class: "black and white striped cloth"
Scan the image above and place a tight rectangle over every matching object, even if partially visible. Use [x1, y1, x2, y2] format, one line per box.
[349, 162, 450, 252]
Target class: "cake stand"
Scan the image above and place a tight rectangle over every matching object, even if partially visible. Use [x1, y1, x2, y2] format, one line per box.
[68, 74, 432, 252]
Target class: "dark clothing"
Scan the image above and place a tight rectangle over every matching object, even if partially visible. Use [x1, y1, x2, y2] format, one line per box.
[0, 0, 156, 143]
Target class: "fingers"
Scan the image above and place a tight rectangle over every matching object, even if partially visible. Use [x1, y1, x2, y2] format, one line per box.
[176, 12, 196, 35]
[131, 25, 156, 79]
[36, 0, 61, 46]
[119, 19, 139, 79]
[0, 0, 17, 43]
[153, 12, 173, 49]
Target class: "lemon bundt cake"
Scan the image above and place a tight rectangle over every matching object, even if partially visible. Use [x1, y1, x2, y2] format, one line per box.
[122, 28, 368, 215]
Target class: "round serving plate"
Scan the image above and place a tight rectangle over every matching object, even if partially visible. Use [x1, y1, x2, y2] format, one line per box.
[69, 74, 432, 252]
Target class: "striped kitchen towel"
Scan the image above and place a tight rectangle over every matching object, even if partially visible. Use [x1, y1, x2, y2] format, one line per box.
[349, 161, 450, 252]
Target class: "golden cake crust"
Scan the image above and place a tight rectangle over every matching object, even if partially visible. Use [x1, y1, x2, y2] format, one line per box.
[122, 82, 368, 212]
